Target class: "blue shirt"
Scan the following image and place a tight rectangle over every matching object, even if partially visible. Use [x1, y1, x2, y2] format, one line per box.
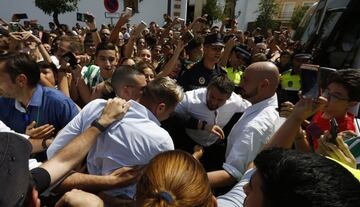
[0, 84, 79, 133]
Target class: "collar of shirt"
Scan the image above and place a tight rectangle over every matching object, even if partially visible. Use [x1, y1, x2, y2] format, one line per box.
[128, 100, 161, 126]
[14, 84, 43, 113]
[243, 94, 278, 118]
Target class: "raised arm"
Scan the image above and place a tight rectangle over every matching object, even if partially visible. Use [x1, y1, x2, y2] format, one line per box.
[157, 40, 185, 78]
[85, 14, 101, 47]
[219, 37, 237, 67]
[109, 13, 131, 44]
[265, 97, 327, 149]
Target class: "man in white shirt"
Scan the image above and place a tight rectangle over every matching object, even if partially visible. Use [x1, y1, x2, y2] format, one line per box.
[47, 77, 183, 198]
[208, 62, 280, 188]
[174, 74, 250, 170]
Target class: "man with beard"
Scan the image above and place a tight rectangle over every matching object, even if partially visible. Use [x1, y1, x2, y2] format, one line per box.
[207, 62, 280, 188]
[173, 74, 250, 170]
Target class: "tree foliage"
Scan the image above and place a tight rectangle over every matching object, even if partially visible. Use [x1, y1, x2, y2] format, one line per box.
[290, 5, 309, 31]
[202, 0, 223, 25]
[255, 0, 280, 33]
[35, 0, 80, 26]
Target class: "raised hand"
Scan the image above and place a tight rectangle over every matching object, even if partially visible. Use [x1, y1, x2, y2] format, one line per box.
[97, 98, 131, 128]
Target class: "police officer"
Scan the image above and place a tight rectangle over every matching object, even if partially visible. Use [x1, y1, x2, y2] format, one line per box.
[177, 33, 226, 91]
[225, 45, 251, 87]
[279, 53, 312, 104]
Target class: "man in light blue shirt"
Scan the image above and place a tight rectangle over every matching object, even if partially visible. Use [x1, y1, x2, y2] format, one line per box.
[48, 75, 184, 198]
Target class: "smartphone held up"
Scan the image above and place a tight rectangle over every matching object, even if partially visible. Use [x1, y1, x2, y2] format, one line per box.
[76, 13, 94, 22]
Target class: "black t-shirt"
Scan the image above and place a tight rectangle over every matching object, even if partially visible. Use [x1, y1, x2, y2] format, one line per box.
[177, 59, 226, 91]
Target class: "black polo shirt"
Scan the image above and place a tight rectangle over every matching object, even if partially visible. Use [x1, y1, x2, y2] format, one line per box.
[177, 59, 226, 91]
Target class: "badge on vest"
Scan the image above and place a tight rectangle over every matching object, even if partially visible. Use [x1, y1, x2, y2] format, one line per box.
[288, 81, 293, 87]
[198, 77, 206, 85]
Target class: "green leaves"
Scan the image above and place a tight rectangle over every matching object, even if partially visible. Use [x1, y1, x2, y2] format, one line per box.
[255, 0, 280, 32]
[35, 0, 80, 15]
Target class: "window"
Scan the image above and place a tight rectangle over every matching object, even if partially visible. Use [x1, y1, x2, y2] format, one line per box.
[282, 2, 296, 18]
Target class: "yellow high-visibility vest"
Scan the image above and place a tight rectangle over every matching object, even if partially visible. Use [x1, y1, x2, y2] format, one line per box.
[280, 70, 301, 91]
[226, 67, 242, 86]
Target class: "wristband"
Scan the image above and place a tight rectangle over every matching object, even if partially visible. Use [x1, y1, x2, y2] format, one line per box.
[90, 28, 98, 33]
[91, 119, 107, 132]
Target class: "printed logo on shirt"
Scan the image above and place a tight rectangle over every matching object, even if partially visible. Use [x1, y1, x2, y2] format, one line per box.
[198, 77, 206, 85]
[288, 81, 293, 87]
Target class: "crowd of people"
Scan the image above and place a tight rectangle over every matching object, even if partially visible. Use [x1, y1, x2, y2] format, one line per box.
[0, 9, 360, 207]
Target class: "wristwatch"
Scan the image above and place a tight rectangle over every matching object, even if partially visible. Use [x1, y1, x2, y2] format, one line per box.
[91, 119, 107, 132]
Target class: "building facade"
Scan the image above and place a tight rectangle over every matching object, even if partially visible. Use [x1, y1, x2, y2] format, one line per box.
[275, 0, 318, 28]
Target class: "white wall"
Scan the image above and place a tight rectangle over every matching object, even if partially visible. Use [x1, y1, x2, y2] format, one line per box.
[0, 0, 169, 29]
[127, 0, 168, 26]
[217, 0, 260, 31]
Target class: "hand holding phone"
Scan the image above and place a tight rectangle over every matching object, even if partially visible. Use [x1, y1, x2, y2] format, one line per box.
[77, 13, 94, 23]
[9, 22, 21, 32]
[300, 64, 319, 99]
[181, 30, 194, 44]
[61, 52, 78, 69]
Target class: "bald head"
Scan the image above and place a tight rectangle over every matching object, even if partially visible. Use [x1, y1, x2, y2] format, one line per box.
[239, 61, 279, 104]
[246, 61, 279, 91]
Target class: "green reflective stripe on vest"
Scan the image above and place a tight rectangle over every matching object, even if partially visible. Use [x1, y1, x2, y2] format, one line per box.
[280, 70, 301, 91]
[226, 67, 242, 85]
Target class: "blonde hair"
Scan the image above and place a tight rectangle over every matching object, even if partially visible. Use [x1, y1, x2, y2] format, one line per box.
[141, 77, 184, 108]
[136, 150, 214, 207]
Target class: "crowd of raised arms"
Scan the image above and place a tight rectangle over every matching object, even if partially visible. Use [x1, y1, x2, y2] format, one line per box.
[0, 10, 360, 207]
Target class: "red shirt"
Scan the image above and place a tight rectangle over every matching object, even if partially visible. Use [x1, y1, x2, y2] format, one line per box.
[306, 112, 356, 149]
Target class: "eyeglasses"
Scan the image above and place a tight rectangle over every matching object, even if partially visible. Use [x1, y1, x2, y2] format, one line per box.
[322, 89, 349, 102]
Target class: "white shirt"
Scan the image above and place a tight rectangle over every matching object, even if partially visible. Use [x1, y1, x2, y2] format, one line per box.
[47, 99, 174, 198]
[223, 94, 279, 180]
[50, 55, 60, 69]
[175, 88, 251, 146]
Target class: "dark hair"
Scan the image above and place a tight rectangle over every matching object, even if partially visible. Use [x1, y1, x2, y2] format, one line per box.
[95, 42, 118, 56]
[0, 53, 40, 87]
[37, 61, 58, 76]
[185, 36, 204, 54]
[207, 74, 235, 96]
[111, 65, 144, 94]
[327, 69, 360, 102]
[254, 148, 360, 207]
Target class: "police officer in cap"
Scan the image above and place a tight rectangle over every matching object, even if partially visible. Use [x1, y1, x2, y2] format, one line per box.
[279, 53, 312, 104]
[177, 33, 227, 91]
[225, 45, 251, 87]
